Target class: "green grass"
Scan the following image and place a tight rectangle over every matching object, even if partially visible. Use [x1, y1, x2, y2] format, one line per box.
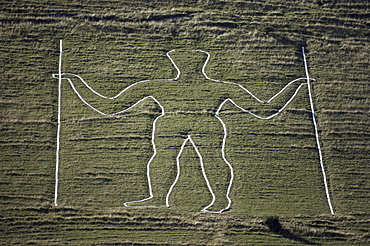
[1, 0, 369, 244]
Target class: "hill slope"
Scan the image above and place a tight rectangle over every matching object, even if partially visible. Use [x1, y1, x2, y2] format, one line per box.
[1, 0, 369, 244]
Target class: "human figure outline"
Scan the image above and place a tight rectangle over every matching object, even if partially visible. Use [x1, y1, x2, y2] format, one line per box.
[54, 49, 315, 213]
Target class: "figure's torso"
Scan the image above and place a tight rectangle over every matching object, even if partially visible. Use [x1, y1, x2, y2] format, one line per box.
[145, 78, 232, 114]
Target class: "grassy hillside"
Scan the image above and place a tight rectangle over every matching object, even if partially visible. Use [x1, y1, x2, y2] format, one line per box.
[1, 0, 369, 244]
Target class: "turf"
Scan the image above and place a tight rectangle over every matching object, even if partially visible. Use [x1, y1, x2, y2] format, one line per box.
[1, 0, 369, 245]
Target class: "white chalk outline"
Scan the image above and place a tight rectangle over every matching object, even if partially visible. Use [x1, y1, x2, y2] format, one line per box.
[302, 47, 334, 215]
[54, 44, 333, 214]
[54, 40, 62, 206]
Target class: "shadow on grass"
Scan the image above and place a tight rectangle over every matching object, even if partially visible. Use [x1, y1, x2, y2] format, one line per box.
[278, 229, 319, 245]
[264, 216, 318, 245]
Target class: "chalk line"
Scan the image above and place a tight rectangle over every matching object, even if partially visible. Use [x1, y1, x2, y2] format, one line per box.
[54, 39, 62, 206]
[302, 47, 334, 215]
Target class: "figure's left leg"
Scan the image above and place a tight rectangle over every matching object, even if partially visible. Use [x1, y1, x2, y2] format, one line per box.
[192, 119, 234, 213]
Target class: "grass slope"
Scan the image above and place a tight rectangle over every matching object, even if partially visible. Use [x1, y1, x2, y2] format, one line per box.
[1, 0, 369, 245]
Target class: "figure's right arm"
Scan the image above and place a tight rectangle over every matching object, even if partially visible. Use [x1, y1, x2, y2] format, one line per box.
[52, 73, 151, 116]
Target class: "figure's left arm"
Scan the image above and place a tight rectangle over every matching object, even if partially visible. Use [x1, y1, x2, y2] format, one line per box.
[217, 78, 314, 119]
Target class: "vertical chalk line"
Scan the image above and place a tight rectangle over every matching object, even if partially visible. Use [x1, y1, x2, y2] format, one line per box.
[302, 47, 334, 215]
[54, 40, 62, 206]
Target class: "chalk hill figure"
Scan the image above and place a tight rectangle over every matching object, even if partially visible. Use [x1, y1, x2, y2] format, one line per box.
[54, 49, 313, 213]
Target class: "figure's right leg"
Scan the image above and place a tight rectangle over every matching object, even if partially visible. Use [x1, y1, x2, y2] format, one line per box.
[124, 132, 185, 208]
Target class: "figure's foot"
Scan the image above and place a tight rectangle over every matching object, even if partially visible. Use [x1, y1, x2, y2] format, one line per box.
[201, 198, 231, 213]
[124, 197, 168, 208]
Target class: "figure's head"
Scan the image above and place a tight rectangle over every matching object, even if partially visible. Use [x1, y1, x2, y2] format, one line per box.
[166, 49, 210, 77]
